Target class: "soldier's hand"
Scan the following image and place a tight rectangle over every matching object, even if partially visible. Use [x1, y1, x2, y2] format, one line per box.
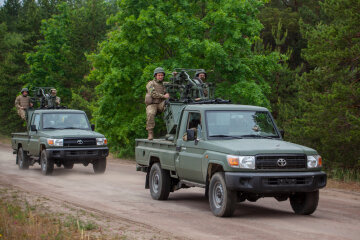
[164, 93, 170, 99]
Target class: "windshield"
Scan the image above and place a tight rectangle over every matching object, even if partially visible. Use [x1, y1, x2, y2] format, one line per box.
[206, 110, 279, 138]
[43, 113, 90, 130]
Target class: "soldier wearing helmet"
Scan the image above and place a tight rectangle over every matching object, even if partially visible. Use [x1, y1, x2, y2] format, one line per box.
[145, 67, 170, 140]
[194, 69, 208, 97]
[48, 88, 61, 107]
[15, 88, 33, 120]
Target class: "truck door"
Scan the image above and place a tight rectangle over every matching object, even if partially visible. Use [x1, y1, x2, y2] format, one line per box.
[28, 113, 41, 155]
[177, 111, 205, 183]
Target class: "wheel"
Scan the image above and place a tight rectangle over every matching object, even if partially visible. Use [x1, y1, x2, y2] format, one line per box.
[209, 172, 236, 217]
[290, 190, 319, 215]
[40, 149, 54, 175]
[93, 157, 106, 174]
[149, 163, 171, 200]
[17, 147, 29, 170]
[63, 162, 74, 169]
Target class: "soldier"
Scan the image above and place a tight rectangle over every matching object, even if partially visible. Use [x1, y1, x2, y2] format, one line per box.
[49, 88, 61, 107]
[194, 69, 208, 97]
[15, 88, 33, 120]
[145, 67, 170, 140]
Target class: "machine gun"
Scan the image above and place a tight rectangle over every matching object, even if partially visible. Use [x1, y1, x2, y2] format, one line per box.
[165, 68, 214, 102]
[163, 69, 229, 135]
[31, 87, 64, 109]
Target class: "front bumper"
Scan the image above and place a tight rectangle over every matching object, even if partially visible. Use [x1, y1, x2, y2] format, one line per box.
[46, 147, 109, 162]
[225, 171, 327, 193]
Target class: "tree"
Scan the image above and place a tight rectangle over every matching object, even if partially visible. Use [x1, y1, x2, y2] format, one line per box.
[0, 23, 27, 134]
[89, 0, 280, 157]
[285, 0, 360, 171]
[22, 0, 110, 116]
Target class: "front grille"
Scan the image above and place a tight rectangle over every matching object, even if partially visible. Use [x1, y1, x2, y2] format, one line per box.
[256, 154, 306, 169]
[63, 138, 96, 147]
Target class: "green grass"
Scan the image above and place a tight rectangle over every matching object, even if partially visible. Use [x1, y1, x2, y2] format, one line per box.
[326, 167, 360, 182]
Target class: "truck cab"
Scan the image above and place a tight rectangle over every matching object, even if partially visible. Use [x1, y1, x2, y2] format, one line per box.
[136, 104, 326, 217]
[12, 108, 109, 175]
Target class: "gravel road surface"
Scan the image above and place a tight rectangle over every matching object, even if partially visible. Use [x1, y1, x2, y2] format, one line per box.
[0, 144, 359, 240]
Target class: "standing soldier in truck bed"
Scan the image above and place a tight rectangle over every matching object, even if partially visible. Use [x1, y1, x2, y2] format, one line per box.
[15, 88, 33, 120]
[145, 67, 170, 140]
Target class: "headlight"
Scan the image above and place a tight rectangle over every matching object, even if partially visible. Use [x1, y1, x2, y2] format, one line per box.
[307, 155, 322, 168]
[227, 155, 255, 169]
[47, 139, 63, 147]
[96, 138, 108, 146]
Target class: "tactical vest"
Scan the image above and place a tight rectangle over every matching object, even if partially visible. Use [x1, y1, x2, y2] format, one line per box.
[145, 80, 166, 105]
[17, 95, 30, 109]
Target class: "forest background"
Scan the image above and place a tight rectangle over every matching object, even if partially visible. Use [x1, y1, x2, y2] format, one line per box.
[0, 0, 359, 181]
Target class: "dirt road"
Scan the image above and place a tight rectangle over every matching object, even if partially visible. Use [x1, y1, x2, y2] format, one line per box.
[1, 144, 359, 240]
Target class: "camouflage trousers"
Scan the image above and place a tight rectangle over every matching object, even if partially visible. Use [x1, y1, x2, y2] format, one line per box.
[17, 109, 27, 121]
[146, 101, 165, 131]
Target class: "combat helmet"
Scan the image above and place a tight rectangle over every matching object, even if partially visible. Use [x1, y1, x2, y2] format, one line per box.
[153, 67, 166, 77]
[21, 88, 29, 93]
[195, 69, 207, 78]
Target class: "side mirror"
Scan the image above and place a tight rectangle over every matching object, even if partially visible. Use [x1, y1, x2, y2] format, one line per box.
[30, 125, 37, 132]
[280, 129, 285, 138]
[91, 124, 95, 131]
[186, 129, 195, 141]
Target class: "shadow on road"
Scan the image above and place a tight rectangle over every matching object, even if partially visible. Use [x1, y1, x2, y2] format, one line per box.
[27, 166, 95, 176]
[169, 191, 301, 218]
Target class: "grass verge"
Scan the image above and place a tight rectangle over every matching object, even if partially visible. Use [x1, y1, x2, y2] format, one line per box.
[0, 189, 126, 240]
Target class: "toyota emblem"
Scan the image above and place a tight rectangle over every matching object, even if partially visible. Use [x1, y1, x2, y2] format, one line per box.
[277, 158, 287, 167]
[77, 140, 83, 145]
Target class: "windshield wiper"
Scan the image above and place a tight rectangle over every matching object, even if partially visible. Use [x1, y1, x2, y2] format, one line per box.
[209, 134, 243, 139]
[63, 127, 79, 129]
[43, 127, 60, 129]
[240, 134, 277, 139]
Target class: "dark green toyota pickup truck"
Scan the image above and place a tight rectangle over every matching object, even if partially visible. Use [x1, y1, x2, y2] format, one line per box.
[136, 103, 327, 217]
[11, 109, 108, 175]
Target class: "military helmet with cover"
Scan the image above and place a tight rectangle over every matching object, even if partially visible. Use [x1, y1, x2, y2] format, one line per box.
[195, 69, 207, 78]
[153, 67, 166, 77]
[21, 88, 29, 93]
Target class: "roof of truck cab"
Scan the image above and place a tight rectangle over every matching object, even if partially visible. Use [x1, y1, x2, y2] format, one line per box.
[183, 104, 269, 112]
[32, 109, 85, 114]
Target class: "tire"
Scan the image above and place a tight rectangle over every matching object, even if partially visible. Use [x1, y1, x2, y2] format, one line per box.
[17, 147, 29, 170]
[63, 162, 74, 169]
[209, 172, 236, 217]
[93, 157, 106, 174]
[290, 190, 319, 215]
[40, 149, 54, 175]
[149, 163, 171, 200]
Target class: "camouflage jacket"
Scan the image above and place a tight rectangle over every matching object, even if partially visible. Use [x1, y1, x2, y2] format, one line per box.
[146, 80, 166, 104]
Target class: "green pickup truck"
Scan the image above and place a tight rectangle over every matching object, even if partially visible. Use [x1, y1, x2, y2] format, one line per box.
[11, 109, 108, 175]
[135, 103, 327, 217]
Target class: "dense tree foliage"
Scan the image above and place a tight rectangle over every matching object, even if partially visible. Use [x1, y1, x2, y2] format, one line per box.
[88, 0, 280, 156]
[284, 0, 360, 172]
[0, 0, 359, 180]
[22, 0, 113, 117]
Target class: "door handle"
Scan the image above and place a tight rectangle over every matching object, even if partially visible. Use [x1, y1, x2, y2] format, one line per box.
[182, 147, 186, 150]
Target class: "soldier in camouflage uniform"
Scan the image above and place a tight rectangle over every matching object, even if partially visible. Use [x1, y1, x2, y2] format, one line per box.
[145, 67, 170, 140]
[49, 88, 61, 107]
[194, 69, 208, 97]
[15, 88, 33, 120]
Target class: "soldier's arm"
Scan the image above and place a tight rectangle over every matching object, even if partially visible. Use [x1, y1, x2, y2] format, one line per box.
[15, 96, 20, 109]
